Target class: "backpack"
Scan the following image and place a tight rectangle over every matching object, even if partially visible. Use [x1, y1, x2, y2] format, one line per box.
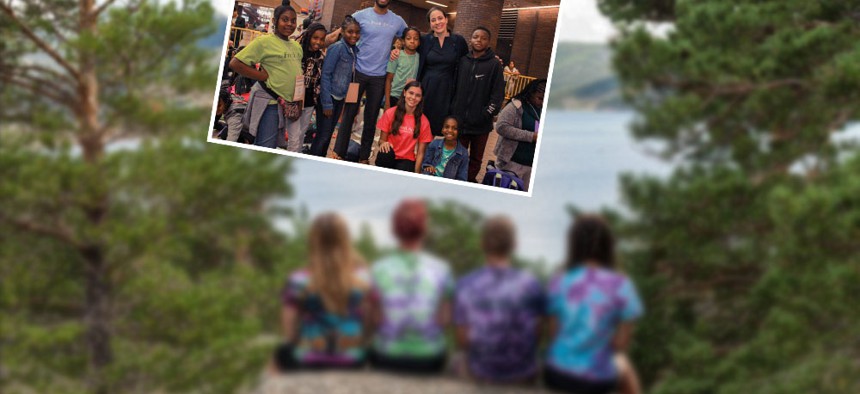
[482, 161, 525, 191]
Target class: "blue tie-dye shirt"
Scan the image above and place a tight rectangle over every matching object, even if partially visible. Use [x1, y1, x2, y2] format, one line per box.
[454, 265, 544, 381]
[546, 266, 644, 381]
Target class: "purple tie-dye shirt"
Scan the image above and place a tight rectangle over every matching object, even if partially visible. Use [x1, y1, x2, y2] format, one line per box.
[546, 266, 644, 381]
[454, 265, 544, 381]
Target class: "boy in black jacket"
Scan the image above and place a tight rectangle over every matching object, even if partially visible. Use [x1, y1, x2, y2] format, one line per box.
[451, 26, 506, 183]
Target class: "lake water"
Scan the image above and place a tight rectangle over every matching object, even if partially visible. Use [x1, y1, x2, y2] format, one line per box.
[288, 111, 672, 266]
[288, 111, 859, 266]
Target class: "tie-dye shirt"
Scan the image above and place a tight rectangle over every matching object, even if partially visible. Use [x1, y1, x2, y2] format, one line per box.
[281, 268, 370, 366]
[546, 266, 644, 381]
[454, 265, 544, 381]
[371, 250, 453, 358]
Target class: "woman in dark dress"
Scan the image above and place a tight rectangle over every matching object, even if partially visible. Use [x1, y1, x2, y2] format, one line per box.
[417, 7, 468, 136]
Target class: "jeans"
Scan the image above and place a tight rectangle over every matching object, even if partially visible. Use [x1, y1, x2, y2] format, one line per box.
[254, 104, 280, 149]
[334, 71, 386, 161]
[311, 98, 344, 157]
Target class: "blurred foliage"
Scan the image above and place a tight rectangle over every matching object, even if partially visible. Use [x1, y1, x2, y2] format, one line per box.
[0, 0, 302, 392]
[597, 0, 860, 392]
[0, 132, 300, 393]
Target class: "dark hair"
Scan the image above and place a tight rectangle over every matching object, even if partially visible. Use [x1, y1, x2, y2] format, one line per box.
[426, 6, 446, 22]
[473, 26, 491, 39]
[402, 26, 421, 40]
[482, 215, 515, 257]
[390, 80, 424, 139]
[566, 214, 615, 269]
[303, 17, 312, 29]
[300, 22, 327, 58]
[341, 15, 360, 31]
[514, 78, 547, 103]
[273, 4, 297, 26]
[442, 115, 459, 128]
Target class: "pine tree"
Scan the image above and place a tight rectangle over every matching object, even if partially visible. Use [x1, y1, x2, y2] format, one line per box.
[597, 0, 860, 392]
[0, 1, 296, 392]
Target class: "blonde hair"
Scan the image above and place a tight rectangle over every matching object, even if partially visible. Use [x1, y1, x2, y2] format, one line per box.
[306, 212, 366, 314]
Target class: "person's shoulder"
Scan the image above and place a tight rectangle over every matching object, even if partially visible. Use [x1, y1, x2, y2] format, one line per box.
[328, 40, 345, 51]
[353, 7, 371, 18]
[427, 138, 442, 148]
[383, 106, 398, 118]
[418, 250, 452, 271]
[457, 267, 486, 288]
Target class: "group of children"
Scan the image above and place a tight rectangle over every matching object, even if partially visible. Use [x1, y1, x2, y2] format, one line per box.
[217, 2, 538, 188]
[275, 200, 644, 394]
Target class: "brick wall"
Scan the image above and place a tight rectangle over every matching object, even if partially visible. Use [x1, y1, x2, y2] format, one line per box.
[326, 0, 428, 33]
[509, 7, 558, 79]
[452, 0, 504, 48]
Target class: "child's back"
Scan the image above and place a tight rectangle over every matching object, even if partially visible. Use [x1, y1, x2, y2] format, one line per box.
[546, 265, 643, 380]
[455, 265, 543, 381]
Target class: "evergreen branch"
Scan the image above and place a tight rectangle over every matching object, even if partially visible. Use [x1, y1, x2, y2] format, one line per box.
[93, 0, 119, 17]
[1, 74, 74, 106]
[0, 2, 81, 82]
[0, 212, 80, 248]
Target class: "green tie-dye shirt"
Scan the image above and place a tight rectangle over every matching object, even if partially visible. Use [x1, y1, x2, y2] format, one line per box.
[371, 250, 453, 357]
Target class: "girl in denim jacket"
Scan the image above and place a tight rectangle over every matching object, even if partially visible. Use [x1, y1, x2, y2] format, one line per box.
[312, 16, 361, 157]
[422, 116, 468, 181]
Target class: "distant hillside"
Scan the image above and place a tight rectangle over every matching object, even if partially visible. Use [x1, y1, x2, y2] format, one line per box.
[548, 42, 626, 110]
[199, 15, 229, 49]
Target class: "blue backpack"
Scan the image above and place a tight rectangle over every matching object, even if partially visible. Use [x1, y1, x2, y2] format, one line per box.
[482, 161, 525, 191]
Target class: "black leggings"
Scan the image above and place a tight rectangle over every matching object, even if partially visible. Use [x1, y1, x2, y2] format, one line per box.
[543, 365, 617, 394]
[375, 150, 415, 172]
[368, 350, 446, 375]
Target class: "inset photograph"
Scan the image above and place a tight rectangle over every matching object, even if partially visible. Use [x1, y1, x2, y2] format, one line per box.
[210, 0, 561, 194]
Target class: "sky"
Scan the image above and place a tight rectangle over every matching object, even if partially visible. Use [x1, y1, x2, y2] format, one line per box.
[212, 0, 619, 43]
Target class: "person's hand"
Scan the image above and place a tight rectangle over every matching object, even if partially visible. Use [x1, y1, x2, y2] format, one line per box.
[323, 108, 333, 117]
[379, 141, 392, 153]
[532, 132, 538, 143]
[495, 55, 503, 66]
[258, 68, 269, 82]
[423, 166, 435, 174]
[390, 48, 401, 61]
[384, 102, 390, 112]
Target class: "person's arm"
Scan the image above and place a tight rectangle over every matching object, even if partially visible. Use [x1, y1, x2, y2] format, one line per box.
[495, 105, 535, 142]
[280, 304, 299, 342]
[487, 63, 506, 117]
[612, 322, 635, 352]
[456, 149, 468, 181]
[319, 44, 340, 116]
[324, 28, 341, 48]
[229, 57, 268, 82]
[378, 131, 392, 153]
[421, 141, 437, 174]
[414, 141, 428, 173]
